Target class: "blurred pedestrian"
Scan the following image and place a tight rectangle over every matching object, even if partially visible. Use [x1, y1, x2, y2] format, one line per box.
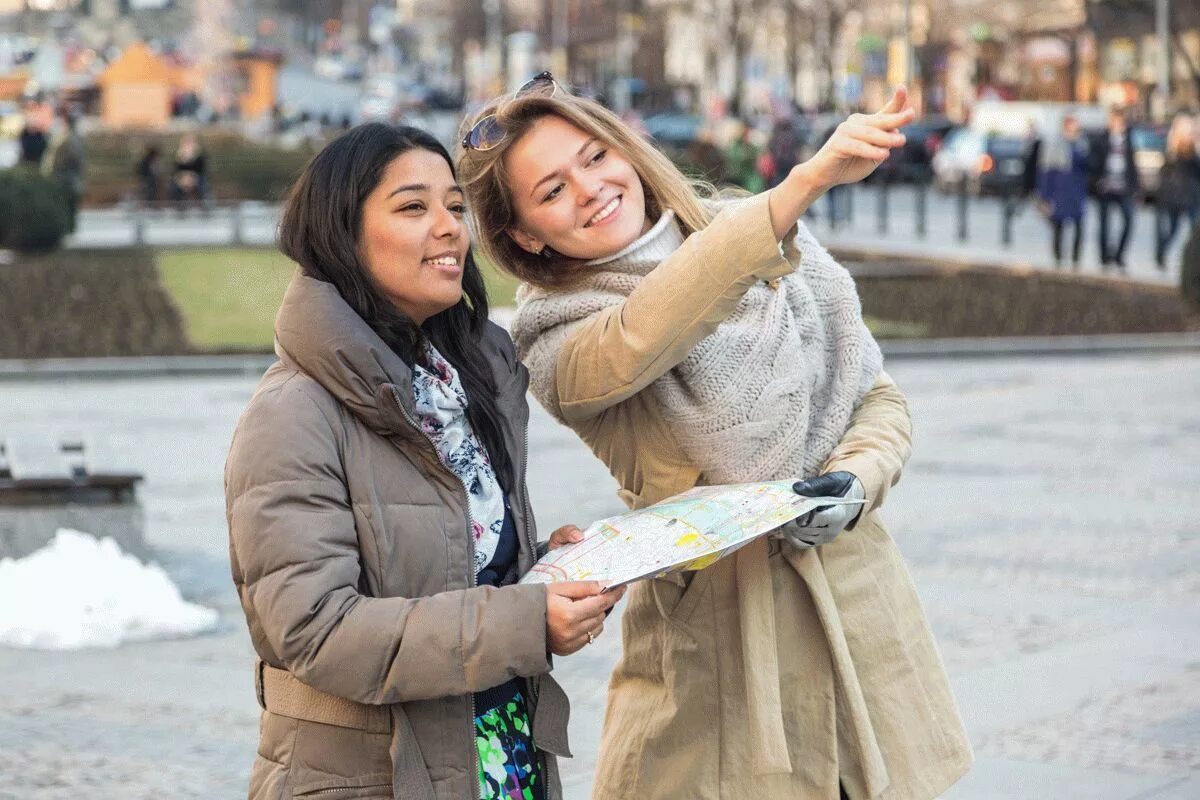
[767, 117, 800, 188]
[724, 123, 764, 192]
[684, 129, 726, 184]
[1091, 108, 1139, 270]
[18, 120, 47, 166]
[1036, 114, 1090, 268]
[169, 133, 210, 210]
[136, 144, 163, 206]
[44, 111, 85, 233]
[1155, 113, 1200, 269]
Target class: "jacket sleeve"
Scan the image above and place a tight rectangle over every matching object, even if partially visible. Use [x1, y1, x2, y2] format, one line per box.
[226, 381, 550, 706]
[820, 371, 913, 518]
[554, 191, 797, 423]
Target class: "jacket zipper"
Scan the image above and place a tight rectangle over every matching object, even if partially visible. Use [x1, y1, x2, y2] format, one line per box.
[515, 422, 549, 785]
[515, 425, 542, 715]
[390, 387, 482, 800]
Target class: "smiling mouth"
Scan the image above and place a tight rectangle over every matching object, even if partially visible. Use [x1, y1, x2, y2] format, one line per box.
[584, 196, 621, 227]
[423, 255, 461, 268]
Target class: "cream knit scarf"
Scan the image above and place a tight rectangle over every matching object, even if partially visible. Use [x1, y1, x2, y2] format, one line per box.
[511, 201, 884, 484]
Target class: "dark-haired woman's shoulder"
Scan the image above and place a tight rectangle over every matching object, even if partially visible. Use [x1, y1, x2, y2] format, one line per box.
[250, 361, 341, 420]
[229, 363, 346, 479]
[481, 319, 520, 368]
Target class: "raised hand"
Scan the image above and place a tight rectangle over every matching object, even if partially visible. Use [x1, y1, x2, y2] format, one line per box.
[793, 86, 916, 192]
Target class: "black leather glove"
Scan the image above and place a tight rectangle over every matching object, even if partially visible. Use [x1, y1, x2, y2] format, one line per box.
[778, 471, 866, 548]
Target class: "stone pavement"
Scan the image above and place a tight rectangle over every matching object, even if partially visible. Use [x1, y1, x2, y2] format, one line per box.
[0, 352, 1197, 798]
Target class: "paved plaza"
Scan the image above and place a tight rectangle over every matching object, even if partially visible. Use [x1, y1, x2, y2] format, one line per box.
[0, 352, 1198, 798]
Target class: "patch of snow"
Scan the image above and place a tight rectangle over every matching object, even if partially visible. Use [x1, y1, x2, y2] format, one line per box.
[0, 529, 219, 650]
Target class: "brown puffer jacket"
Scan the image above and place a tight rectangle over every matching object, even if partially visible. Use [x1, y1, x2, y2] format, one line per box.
[225, 271, 570, 800]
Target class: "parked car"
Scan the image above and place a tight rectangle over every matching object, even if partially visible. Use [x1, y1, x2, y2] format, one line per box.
[1131, 123, 1166, 200]
[642, 113, 705, 152]
[798, 112, 844, 161]
[932, 127, 1034, 195]
[314, 55, 364, 82]
[871, 114, 955, 183]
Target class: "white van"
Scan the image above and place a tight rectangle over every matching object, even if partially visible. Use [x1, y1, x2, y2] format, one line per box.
[969, 101, 1109, 138]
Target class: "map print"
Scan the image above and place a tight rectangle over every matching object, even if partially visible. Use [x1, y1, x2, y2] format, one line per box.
[519, 480, 865, 590]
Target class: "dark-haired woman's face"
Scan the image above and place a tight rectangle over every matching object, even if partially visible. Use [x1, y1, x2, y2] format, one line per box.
[360, 149, 469, 324]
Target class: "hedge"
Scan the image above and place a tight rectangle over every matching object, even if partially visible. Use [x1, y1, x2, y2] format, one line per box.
[0, 166, 71, 251]
[1182, 219, 1200, 310]
[0, 248, 189, 358]
[853, 264, 1199, 337]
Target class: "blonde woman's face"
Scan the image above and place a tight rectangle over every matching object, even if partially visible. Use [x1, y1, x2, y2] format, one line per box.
[502, 115, 649, 260]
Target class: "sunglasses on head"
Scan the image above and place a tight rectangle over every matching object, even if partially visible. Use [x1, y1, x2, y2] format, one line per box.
[461, 71, 561, 152]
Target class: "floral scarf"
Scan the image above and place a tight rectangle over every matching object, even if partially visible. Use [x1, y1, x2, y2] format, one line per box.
[411, 341, 505, 573]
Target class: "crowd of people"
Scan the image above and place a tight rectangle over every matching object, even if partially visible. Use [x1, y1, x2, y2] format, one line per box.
[1035, 108, 1200, 270]
[647, 103, 1200, 273]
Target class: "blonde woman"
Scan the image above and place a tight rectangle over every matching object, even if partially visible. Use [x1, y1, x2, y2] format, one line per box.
[1156, 113, 1200, 268]
[457, 76, 972, 800]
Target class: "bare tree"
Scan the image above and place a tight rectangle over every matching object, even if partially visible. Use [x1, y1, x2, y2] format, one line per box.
[815, 0, 860, 111]
[781, 0, 817, 107]
[1093, 0, 1200, 98]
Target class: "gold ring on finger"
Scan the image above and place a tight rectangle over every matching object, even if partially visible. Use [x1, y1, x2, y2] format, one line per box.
[586, 628, 596, 645]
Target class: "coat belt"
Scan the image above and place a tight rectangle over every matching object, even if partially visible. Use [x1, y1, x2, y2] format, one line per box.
[254, 659, 392, 733]
[734, 538, 793, 775]
[735, 540, 891, 792]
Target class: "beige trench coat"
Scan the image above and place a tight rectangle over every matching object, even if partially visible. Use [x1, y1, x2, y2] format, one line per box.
[515, 193, 972, 799]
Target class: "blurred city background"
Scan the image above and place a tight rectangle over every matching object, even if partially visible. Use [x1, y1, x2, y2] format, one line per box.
[0, 1, 1199, 799]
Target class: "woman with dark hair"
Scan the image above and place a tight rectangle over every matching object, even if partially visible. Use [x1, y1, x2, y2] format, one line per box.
[225, 123, 622, 800]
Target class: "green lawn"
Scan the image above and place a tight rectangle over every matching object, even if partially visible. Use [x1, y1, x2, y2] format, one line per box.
[155, 246, 925, 351]
[863, 316, 931, 339]
[156, 248, 295, 351]
[155, 247, 521, 352]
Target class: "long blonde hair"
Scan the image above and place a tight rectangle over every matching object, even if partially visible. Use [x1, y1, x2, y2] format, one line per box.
[456, 91, 717, 289]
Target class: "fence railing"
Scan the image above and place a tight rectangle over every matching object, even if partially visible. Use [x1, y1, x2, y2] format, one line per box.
[111, 198, 278, 247]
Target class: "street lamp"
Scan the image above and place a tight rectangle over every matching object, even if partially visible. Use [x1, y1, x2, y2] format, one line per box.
[904, 0, 912, 84]
[1155, 0, 1170, 119]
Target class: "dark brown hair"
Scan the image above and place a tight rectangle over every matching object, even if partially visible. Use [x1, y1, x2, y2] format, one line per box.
[279, 123, 513, 490]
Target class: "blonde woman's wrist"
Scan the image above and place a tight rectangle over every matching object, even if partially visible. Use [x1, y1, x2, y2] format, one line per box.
[768, 163, 825, 240]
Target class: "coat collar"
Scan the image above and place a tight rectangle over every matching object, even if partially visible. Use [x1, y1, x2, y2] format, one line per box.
[274, 269, 525, 439]
[274, 269, 415, 435]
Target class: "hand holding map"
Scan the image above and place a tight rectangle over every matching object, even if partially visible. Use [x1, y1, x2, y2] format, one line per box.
[519, 480, 866, 591]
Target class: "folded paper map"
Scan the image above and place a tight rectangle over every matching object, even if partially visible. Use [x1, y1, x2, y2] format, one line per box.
[519, 480, 866, 590]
